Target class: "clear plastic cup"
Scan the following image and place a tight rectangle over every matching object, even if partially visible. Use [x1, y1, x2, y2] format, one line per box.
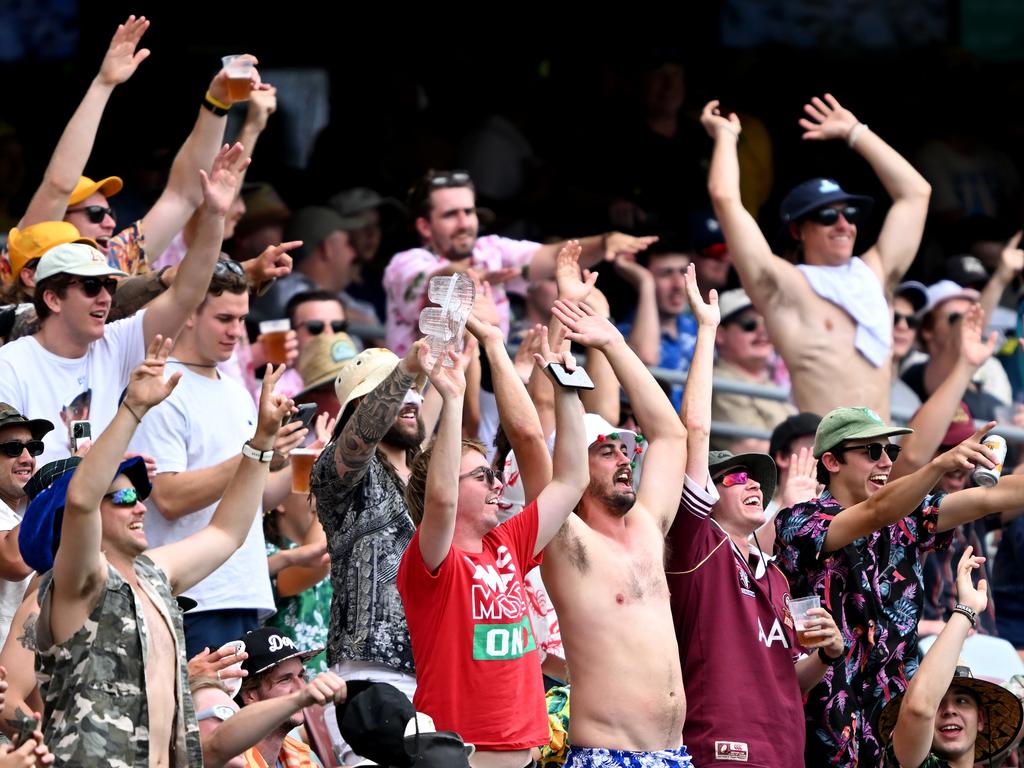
[221, 55, 253, 101]
[290, 448, 321, 495]
[259, 319, 291, 365]
[788, 595, 821, 646]
[418, 273, 475, 367]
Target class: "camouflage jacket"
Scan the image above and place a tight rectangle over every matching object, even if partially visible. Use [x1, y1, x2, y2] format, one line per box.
[36, 555, 202, 768]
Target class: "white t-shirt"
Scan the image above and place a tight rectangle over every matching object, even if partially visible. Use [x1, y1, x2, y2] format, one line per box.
[128, 362, 274, 616]
[0, 498, 30, 649]
[0, 312, 147, 466]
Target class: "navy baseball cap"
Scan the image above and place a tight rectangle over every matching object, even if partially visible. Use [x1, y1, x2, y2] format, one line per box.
[18, 456, 151, 573]
[779, 178, 873, 225]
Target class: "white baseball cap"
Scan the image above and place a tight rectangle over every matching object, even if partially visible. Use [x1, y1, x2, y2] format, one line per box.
[35, 242, 128, 282]
[717, 288, 754, 322]
[922, 279, 980, 317]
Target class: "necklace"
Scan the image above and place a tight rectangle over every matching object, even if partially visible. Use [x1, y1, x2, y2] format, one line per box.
[166, 360, 218, 368]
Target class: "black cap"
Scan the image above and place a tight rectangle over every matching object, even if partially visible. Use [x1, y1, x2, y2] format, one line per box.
[945, 254, 990, 289]
[779, 178, 873, 226]
[337, 681, 415, 768]
[769, 412, 823, 460]
[239, 627, 322, 676]
[404, 731, 473, 767]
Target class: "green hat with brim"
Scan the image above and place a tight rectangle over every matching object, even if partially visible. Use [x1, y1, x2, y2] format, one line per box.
[813, 406, 912, 459]
[708, 450, 777, 504]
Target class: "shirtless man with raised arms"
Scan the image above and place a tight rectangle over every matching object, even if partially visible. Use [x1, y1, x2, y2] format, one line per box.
[543, 299, 690, 767]
[703, 93, 932, 419]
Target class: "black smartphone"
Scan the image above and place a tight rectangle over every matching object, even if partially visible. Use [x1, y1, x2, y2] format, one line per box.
[69, 420, 92, 453]
[547, 362, 595, 390]
[285, 403, 317, 430]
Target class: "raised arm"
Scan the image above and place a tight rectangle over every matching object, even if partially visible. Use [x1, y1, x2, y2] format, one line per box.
[142, 142, 247, 347]
[936, 474, 1024, 532]
[680, 263, 719, 483]
[149, 365, 291, 594]
[702, 100, 787, 307]
[418, 346, 468, 572]
[821, 423, 997, 552]
[892, 548, 986, 768]
[553, 299, 687, 530]
[615, 255, 660, 366]
[577, 287, 620, 426]
[799, 93, 931, 288]
[19, 16, 150, 227]
[528, 232, 659, 277]
[979, 232, 1023, 322]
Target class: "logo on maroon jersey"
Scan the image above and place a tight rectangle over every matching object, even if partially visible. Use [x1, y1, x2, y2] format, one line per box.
[737, 565, 754, 598]
[715, 741, 749, 761]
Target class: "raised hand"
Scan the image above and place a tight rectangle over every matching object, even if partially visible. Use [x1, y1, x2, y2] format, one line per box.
[956, 546, 988, 615]
[513, 326, 544, 385]
[208, 53, 271, 106]
[613, 253, 653, 290]
[188, 643, 248, 685]
[298, 671, 347, 707]
[245, 85, 278, 131]
[551, 299, 624, 351]
[958, 303, 997, 369]
[799, 93, 860, 142]
[200, 143, 250, 217]
[534, 325, 576, 377]
[124, 336, 181, 412]
[254, 365, 295, 447]
[420, 344, 467, 402]
[311, 411, 336, 450]
[998, 231, 1024, 279]
[245, 240, 301, 284]
[466, 278, 502, 339]
[603, 233, 659, 263]
[933, 421, 999, 475]
[782, 446, 819, 508]
[555, 240, 597, 304]
[96, 15, 151, 87]
[684, 262, 719, 328]
[700, 100, 742, 140]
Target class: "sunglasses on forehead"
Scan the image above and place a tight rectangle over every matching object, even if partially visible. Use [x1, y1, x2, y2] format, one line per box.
[0, 439, 44, 458]
[428, 171, 471, 188]
[214, 259, 245, 277]
[300, 319, 348, 335]
[66, 205, 116, 224]
[69, 276, 118, 298]
[458, 466, 504, 487]
[838, 442, 901, 462]
[805, 205, 861, 226]
[104, 487, 139, 507]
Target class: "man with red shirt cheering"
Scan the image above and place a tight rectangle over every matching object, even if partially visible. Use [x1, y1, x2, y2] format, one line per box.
[398, 329, 587, 768]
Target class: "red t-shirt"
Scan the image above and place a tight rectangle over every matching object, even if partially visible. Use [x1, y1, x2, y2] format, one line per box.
[397, 500, 546, 750]
[667, 475, 805, 768]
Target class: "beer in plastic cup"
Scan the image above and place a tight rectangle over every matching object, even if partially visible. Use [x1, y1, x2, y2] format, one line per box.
[788, 595, 821, 646]
[290, 448, 321, 495]
[259, 319, 291, 365]
[221, 55, 253, 102]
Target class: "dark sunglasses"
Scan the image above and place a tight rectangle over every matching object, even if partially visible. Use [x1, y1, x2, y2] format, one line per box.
[301, 319, 348, 335]
[66, 205, 116, 224]
[214, 259, 245, 277]
[459, 466, 504, 487]
[805, 205, 861, 226]
[0, 439, 44, 458]
[104, 487, 139, 506]
[69, 276, 118, 297]
[839, 442, 901, 462]
[893, 311, 920, 329]
[429, 170, 471, 188]
[732, 316, 764, 333]
[714, 470, 750, 487]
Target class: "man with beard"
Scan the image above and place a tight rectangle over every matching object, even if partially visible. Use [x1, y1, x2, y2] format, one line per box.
[541, 299, 691, 767]
[383, 170, 658, 355]
[309, 343, 427, 765]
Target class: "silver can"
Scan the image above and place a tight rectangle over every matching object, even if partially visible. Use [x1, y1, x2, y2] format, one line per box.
[972, 435, 1007, 488]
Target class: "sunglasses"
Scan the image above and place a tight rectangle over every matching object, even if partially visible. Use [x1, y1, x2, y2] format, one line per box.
[66, 205, 116, 224]
[428, 170, 471, 188]
[893, 311, 920, 329]
[714, 470, 750, 487]
[732, 316, 764, 333]
[946, 311, 963, 326]
[459, 466, 505, 487]
[805, 205, 861, 226]
[301, 319, 348, 335]
[104, 487, 140, 506]
[839, 443, 901, 462]
[0, 439, 44, 458]
[69, 276, 118, 298]
[214, 259, 245, 277]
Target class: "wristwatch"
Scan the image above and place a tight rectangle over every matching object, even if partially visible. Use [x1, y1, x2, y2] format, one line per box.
[818, 646, 844, 666]
[242, 441, 274, 463]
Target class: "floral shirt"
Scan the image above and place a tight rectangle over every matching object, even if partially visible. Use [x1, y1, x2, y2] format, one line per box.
[108, 220, 148, 275]
[884, 744, 950, 767]
[775, 490, 952, 768]
[266, 541, 331, 675]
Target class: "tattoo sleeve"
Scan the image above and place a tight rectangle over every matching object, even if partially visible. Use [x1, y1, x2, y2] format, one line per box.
[334, 364, 416, 486]
[17, 612, 38, 651]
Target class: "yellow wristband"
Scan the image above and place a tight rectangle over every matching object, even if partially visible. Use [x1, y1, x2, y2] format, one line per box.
[205, 90, 231, 111]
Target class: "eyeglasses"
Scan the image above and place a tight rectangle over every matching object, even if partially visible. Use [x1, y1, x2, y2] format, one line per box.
[714, 471, 750, 487]
[839, 443, 901, 462]
[104, 487, 139, 506]
[893, 311, 920, 329]
[301, 319, 348, 335]
[428, 170, 472, 188]
[732, 316, 764, 333]
[0, 439, 44, 458]
[69, 276, 118, 297]
[805, 205, 861, 226]
[459, 466, 504, 487]
[213, 259, 245, 277]
[66, 205, 116, 224]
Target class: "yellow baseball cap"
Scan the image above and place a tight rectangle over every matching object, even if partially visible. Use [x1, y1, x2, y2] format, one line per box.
[69, 175, 123, 206]
[6, 222, 98, 280]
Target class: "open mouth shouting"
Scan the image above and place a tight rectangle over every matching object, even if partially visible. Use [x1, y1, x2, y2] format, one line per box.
[614, 467, 633, 490]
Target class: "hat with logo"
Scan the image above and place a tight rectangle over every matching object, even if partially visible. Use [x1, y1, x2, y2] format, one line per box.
[69, 175, 122, 206]
[35, 242, 128, 282]
[297, 332, 359, 396]
[779, 178, 874, 226]
[335, 348, 401, 413]
[717, 288, 754, 323]
[0, 402, 54, 441]
[239, 627, 323, 676]
[708, 450, 777, 503]
[687, 210, 728, 258]
[945, 254, 990, 289]
[813, 406, 913, 458]
[6, 222, 98, 282]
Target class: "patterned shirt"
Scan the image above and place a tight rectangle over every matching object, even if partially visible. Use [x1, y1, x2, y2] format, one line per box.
[267, 540, 332, 675]
[775, 490, 952, 768]
[311, 445, 415, 672]
[108, 220, 148, 275]
[884, 744, 950, 767]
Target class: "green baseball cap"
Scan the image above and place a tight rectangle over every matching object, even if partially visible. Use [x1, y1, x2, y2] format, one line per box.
[708, 450, 777, 503]
[813, 407, 912, 458]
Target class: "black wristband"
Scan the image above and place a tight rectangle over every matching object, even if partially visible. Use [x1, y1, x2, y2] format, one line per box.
[201, 96, 229, 117]
[953, 603, 978, 627]
[818, 646, 844, 665]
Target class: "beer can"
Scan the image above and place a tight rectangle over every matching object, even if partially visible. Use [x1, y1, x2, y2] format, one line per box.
[972, 435, 1007, 488]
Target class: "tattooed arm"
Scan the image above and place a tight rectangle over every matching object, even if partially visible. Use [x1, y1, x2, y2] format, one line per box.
[333, 341, 426, 486]
[0, 587, 43, 739]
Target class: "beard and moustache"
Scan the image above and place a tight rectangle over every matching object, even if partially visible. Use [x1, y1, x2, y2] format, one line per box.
[382, 415, 425, 451]
[586, 475, 636, 517]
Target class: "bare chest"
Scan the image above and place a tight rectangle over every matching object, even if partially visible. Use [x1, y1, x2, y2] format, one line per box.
[562, 526, 669, 605]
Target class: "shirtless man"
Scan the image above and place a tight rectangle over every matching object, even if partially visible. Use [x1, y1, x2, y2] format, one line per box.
[543, 299, 690, 767]
[31, 338, 291, 767]
[703, 94, 932, 419]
